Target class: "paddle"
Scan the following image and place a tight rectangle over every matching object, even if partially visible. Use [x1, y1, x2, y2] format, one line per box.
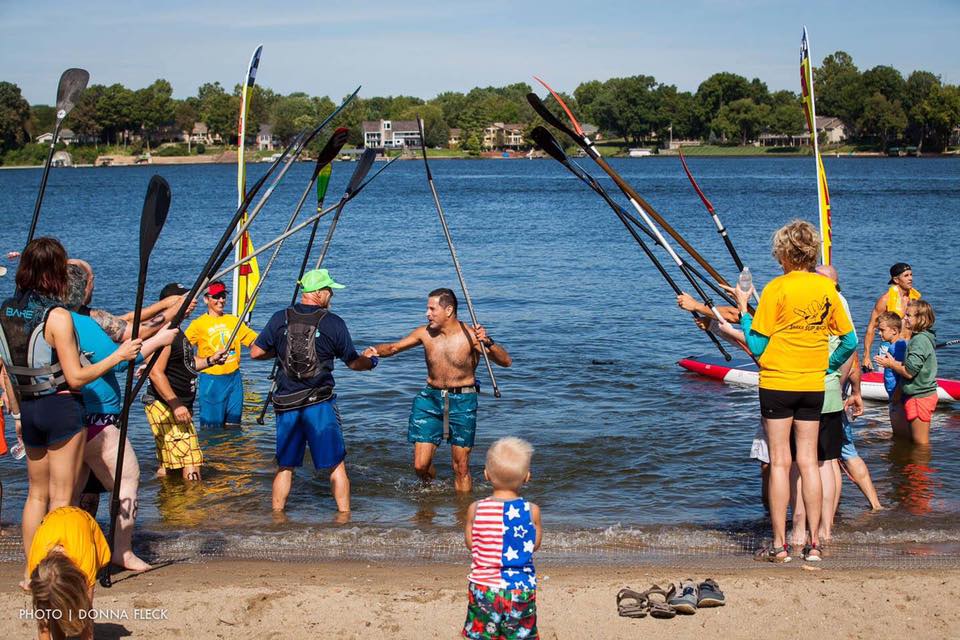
[314, 147, 379, 269]
[26, 68, 90, 248]
[531, 126, 732, 360]
[417, 117, 501, 396]
[124, 88, 360, 404]
[527, 79, 731, 290]
[937, 339, 960, 349]
[219, 129, 350, 353]
[101, 175, 171, 587]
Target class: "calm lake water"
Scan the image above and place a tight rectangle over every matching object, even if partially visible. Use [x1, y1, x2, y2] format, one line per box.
[0, 155, 958, 562]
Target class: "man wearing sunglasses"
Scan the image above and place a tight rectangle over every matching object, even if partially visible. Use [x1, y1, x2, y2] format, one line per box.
[184, 281, 258, 428]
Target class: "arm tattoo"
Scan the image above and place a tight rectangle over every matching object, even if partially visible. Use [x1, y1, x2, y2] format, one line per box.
[143, 314, 166, 329]
[91, 308, 129, 343]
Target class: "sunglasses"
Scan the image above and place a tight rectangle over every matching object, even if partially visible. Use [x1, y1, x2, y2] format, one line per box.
[206, 292, 228, 300]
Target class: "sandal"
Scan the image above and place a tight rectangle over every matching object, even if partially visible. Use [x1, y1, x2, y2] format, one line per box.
[616, 588, 649, 618]
[754, 544, 792, 563]
[645, 584, 678, 619]
[801, 543, 822, 562]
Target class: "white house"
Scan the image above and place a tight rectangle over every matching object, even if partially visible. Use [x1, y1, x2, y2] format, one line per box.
[362, 120, 421, 149]
[257, 124, 278, 151]
[36, 129, 77, 145]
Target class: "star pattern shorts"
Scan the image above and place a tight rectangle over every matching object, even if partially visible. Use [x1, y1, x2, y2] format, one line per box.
[145, 401, 204, 470]
[462, 582, 538, 640]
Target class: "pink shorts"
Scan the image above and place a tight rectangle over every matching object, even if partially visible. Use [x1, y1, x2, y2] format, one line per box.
[904, 394, 938, 422]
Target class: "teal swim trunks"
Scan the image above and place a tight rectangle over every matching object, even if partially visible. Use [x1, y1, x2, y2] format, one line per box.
[408, 386, 478, 448]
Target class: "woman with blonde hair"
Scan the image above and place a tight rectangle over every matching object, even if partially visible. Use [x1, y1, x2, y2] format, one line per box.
[733, 220, 857, 562]
[875, 299, 938, 444]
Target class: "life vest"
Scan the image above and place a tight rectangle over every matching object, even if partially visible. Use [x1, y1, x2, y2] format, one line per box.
[0, 291, 73, 400]
[886, 286, 921, 317]
[273, 306, 334, 412]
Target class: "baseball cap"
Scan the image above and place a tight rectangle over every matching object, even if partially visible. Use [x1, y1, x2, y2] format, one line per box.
[888, 262, 911, 285]
[206, 281, 227, 297]
[299, 269, 344, 293]
[160, 282, 188, 298]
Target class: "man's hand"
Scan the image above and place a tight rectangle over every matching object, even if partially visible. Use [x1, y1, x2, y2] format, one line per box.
[210, 349, 229, 366]
[693, 316, 711, 332]
[844, 393, 864, 418]
[862, 351, 875, 371]
[472, 325, 493, 347]
[362, 346, 379, 358]
[116, 338, 143, 361]
[677, 292, 698, 312]
[173, 405, 192, 425]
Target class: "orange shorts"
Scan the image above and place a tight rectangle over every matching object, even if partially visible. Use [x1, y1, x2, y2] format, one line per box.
[904, 393, 938, 423]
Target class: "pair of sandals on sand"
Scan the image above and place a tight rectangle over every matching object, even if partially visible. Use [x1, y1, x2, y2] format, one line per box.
[616, 578, 725, 619]
[754, 542, 822, 563]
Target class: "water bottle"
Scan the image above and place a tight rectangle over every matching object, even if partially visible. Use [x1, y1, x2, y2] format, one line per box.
[737, 266, 753, 293]
[10, 437, 25, 460]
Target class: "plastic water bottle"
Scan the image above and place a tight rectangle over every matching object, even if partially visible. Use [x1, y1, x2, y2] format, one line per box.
[10, 436, 25, 460]
[737, 266, 753, 293]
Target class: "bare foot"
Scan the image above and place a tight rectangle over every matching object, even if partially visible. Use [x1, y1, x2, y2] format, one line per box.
[333, 511, 351, 525]
[155, 467, 167, 478]
[19, 578, 30, 592]
[114, 552, 152, 573]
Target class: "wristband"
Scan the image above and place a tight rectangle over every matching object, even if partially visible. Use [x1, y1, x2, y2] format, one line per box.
[206, 356, 212, 367]
[369, 356, 380, 369]
[11, 412, 20, 420]
[485, 337, 495, 347]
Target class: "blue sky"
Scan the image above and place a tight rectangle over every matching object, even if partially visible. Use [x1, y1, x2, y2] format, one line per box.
[1, 0, 958, 104]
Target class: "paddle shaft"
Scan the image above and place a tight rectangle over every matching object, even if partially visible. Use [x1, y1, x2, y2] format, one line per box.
[26, 119, 64, 248]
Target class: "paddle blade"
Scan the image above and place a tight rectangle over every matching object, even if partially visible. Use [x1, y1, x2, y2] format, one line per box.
[678, 149, 716, 214]
[533, 76, 585, 136]
[316, 163, 333, 210]
[526, 93, 581, 143]
[56, 68, 89, 119]
[316, 127, 349, 171]
[139, 175, 171, 268]
[530, 126, 569, 165]
[346, 148, 378, 195]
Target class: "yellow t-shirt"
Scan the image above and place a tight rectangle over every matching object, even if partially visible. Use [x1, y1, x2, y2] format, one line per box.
[27, 507, 111, 586]
[751, 270, 854, 391]
[184, 313, 258, 375]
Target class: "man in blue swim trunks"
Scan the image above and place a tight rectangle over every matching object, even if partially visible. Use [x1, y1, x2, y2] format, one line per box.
[250, 269, 377, 513]
[370, 288, 512, 492]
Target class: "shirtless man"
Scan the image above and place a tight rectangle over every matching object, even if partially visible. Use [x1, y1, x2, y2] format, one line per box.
[368, 288, 511, 492]
[862, 262, 920, 371]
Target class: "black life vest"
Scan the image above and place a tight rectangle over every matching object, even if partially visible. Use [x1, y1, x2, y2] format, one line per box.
[0, 290, 72, 400]
[273, 306, 334, 412]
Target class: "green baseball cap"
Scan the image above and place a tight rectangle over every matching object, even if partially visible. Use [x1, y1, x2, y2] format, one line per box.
[299, 268, 345, 293]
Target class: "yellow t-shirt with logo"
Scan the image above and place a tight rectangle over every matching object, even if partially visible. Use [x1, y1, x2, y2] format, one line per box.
[27, 506, 111, 586]
[751, 270, 854, 392]
[184, 313, 258, 375]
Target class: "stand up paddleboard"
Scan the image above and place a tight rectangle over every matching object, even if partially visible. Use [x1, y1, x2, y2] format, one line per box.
[678, 356, 960, 403]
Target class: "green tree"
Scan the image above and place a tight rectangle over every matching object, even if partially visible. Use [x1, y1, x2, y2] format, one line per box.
[271, 93, 317, 143]
[432, 91, 467, 128]
[68, 84, 104, 143]
[29, 104, 57, 138]
[133, 79, 175, 143]
[590, 75, 659, 145]
[0, 82, 32, 153]
[695, 72, 752, 137]
[175, 98, 200, 134]
[861, 65, 906, 102]
[399, 103, 448, 147]
[813, 51, 863, 125]
[96, 83, 137, 144]
[198, 82, 238, 141]
[712, 98, 770, 144]
[858, 93, 907, 149]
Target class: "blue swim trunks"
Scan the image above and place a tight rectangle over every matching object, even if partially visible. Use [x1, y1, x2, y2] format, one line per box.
[408, 386, 478, 448]
[198, 371, 244, 428]
[276, 397, 346, 469]
[840, 411, 859, 461]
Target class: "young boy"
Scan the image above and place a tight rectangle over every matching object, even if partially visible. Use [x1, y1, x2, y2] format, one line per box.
[877, 311, 909, 435]
[463, 437, 542, 640]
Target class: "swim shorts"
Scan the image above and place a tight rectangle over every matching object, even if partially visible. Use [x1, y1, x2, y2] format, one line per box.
[197, 370, 243, 428]
[20, 393, 84, 448]
[144, 401, 204, 470]
[463, 581, 538, 640]
[276, 397, 346, 469]
[840, 411, 859, 460]
[758, 388, 824, 422]
[408, 386, 478, 448]
[816, 411, 843, 461]
[904, 393, 938, 423]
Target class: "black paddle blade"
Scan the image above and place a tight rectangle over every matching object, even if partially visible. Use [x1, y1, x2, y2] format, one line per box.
[346, 148, 378, 195]
[139, 176, 171, 268]
[526, 93, 581, 143]
[316, 127, 350, 171]
[416, 116, 433, 180]
[56, 68, 89, 118]
[530, 126, 569, 165]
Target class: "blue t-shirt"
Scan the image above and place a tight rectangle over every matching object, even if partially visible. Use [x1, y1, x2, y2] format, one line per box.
[882, 339, 908, 397]
[253, 304, 359, 396]
[72, 312, 141, 415]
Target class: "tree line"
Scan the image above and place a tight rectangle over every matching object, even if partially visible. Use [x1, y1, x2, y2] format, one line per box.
[1, 50, 959, 162]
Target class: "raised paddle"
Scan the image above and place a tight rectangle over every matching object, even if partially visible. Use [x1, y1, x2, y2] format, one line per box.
[528, 79, 732, 290]
[220, 129, 350, 352]
[125, 88, 361, 404]
[531, 126, 732, 361]
[314, 147, 379, 269]
[26, 68, 90, 247]
[417, 116, 501, 397]
[101, 175, 171, 587]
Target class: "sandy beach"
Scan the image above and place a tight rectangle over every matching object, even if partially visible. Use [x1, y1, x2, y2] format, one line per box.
[2, 560, 958, 639]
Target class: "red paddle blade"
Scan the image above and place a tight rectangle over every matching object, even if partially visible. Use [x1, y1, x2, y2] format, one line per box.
[678, 149, 716, 214]
[533, 76, 585, 137]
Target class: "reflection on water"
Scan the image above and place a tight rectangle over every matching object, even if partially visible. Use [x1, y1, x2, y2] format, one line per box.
[886, 441, 938, 517]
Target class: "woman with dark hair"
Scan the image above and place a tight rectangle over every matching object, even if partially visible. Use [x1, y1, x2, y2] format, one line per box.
[733, 221, 857, 562]
[0, 237, 141, 587]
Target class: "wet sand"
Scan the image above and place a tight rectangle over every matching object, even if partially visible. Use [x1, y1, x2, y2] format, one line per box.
[2, 560, 958, 639]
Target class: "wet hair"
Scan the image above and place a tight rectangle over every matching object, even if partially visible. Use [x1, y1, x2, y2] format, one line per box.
[30, 551, 93, 639]
[485, 437, 533, 491]
[877, 311, 902, 331]
[771, 220, 820, 272]
[908, 299, 935, 333]
[64, 263, 89, 310]
[428, 288, 458, 315]
[16, 237, 68, 299]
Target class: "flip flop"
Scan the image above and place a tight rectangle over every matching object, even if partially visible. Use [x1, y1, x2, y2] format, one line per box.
[616, 588, 649, 618]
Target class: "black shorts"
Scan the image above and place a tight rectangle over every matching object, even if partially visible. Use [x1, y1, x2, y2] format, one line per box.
[759, 388, 824, 422]
[787, 411, 843, 461]
[20, 393, 85, 448]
